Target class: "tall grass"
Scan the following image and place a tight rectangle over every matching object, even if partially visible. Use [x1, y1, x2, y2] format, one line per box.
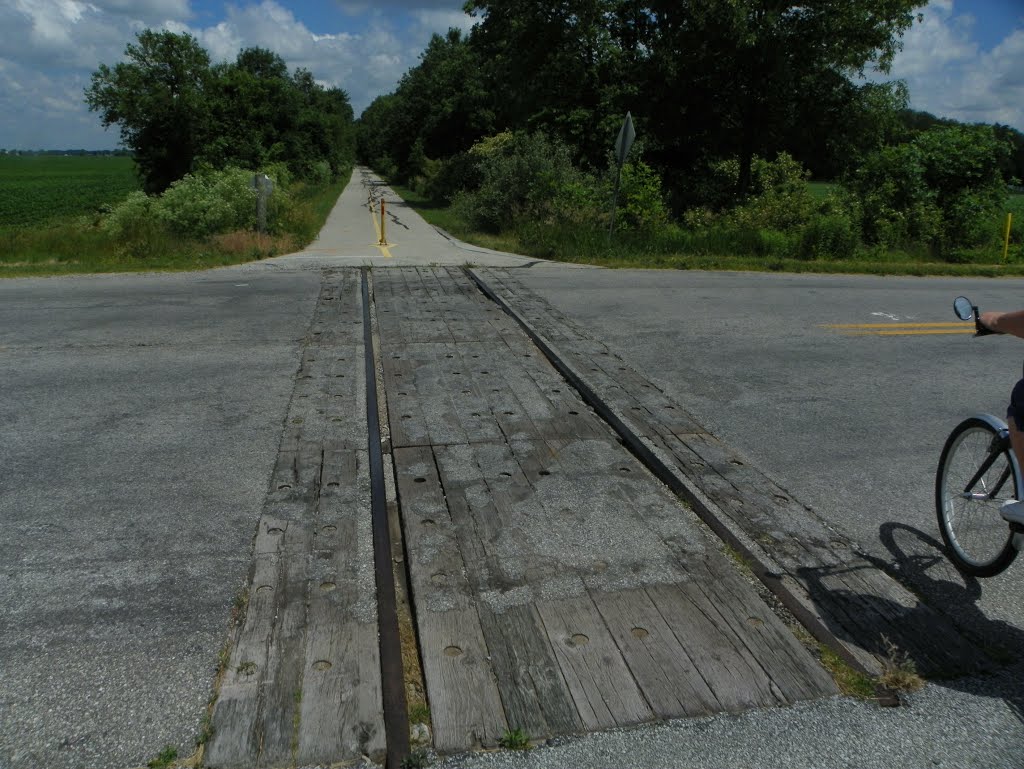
[0, 167, 351, 278]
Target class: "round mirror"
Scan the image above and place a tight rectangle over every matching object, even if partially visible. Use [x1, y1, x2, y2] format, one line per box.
[953, 296, 974, 321]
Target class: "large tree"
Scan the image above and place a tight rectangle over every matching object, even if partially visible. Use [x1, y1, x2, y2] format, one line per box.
[86, 30, 213, 193]
[638, 0, 926, 196]
[88, 32, 355, 192]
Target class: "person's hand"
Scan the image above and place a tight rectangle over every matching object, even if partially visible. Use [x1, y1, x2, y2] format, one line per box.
[980, 311, 1002, 332]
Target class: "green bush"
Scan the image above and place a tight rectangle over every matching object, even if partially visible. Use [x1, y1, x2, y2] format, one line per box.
[727, 153, 815, 231]
[451, 131, 587, 232]
[797, 212, 860, 260]
[156, 167, 258, 237]
[427, 151, 483, 202]
[845, 125, 1010, 255]
[611, 161, 669, 232]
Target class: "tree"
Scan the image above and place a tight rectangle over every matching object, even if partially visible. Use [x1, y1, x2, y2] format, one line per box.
[86, 30, 213, 193]
[638, 0, 926, 197]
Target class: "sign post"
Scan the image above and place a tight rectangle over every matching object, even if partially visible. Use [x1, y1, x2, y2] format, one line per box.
[609, 112, 636, 239]
[252, 173, 273, 234]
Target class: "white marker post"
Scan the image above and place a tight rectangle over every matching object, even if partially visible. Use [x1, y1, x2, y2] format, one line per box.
[251, 173, 273, 234]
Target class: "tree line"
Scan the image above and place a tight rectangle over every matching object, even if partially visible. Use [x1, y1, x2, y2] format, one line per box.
[87, 30, 356, 194]
[357, 0, 1024, 261]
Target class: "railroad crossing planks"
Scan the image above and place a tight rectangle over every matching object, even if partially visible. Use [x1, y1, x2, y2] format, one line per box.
[376, 267, 837, 754]
[472, 266, 990, 677]
[206, 272, 385, 768]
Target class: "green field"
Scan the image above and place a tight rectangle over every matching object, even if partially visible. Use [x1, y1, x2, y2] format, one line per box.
[0, 155, 138, 228]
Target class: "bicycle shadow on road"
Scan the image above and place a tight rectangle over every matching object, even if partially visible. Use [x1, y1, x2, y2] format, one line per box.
[797, 521, 1024, 724]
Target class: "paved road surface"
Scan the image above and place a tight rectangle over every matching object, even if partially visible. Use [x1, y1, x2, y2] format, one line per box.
[2, 168, 1022, 769]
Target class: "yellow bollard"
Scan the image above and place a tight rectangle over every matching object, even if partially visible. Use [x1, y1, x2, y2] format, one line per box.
[379, 199, 388, 246]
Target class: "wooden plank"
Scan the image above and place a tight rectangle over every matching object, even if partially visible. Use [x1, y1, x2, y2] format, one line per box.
[420, 607, 510, 752]
[592, 588, 722, 719]
[536, 596, 653, 731]
[206, 553, 280, 768]
[476, 603, 582, 739]
[258, 521, 313, 767]
[698, 556, 838, 702]
[296, 595, 385, 765]
[395, 445, 509, 752]
[646, 582, 781, 712]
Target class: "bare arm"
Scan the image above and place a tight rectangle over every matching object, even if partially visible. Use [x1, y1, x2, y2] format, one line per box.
[981, 310, 1024, 339]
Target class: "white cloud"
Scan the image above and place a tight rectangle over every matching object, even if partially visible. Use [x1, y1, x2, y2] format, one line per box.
[883, 0, 1024, 129]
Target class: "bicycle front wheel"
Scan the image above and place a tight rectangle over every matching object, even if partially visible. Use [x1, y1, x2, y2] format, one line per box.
[936, 416, 1018, 577]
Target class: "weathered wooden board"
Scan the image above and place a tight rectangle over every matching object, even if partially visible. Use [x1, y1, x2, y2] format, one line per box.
[208, 272, 384, 769]
[536, 596, 654, 731]
[379, 267, 839, 757]
[473, 267, 991, 678]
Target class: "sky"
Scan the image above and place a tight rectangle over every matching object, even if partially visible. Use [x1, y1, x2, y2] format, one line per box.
[0, 0, 1022, 150]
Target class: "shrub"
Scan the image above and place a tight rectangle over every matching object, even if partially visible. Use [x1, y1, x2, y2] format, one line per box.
[156, 167, 258, 237]
[844, 125, 1010, 256]
[427, 151, 483, 202]
[611, 161, 669, 232]
[452, 131, 586, 233]
[796, 212, 860, 260]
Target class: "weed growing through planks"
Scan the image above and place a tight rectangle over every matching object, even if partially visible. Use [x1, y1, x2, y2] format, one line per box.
[499, 728, 531, 750]
[819, 647, 875, 699]
[147, 745, 178, 769]
[878, 635, 924, 693]
[401, 747, 432, 768]
[409, 702, 431, 724]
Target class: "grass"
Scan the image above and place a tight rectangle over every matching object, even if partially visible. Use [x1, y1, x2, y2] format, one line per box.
[0, 166, 351, 278]
[392, 182, 1024, 277]
[818, 647, 877, 699]
[147, 745, 178, 769]
[498, 728, 531, 750]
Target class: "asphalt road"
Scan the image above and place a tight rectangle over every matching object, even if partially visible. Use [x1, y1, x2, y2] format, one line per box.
[3, 215, 1024, 768]
[0, 269, 320, 768]
[514, 267, 1024, 645]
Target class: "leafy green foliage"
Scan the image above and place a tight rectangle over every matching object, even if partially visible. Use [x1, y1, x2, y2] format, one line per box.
[498, 728, 531, 750]
[451, 132, 588, 232]
[845, 125, 1009, 254]
[0, 155, 138, 227]
[86, 30, 213, 194]
[87, 31, 354, 193]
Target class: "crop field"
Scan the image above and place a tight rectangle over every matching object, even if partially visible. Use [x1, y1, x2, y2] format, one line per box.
[0, 155, 138, 228]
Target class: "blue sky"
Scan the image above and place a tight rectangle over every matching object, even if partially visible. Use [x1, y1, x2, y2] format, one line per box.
[0, 0, 1022, 150]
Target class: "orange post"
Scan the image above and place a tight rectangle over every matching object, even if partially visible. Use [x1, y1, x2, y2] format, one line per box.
[379, 199, 388, 246]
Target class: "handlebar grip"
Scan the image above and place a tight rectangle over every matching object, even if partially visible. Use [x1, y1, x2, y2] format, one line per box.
[974, 306, 1003, 336]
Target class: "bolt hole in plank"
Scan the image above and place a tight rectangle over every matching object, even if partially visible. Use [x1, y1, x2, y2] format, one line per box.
[278, 484, 292, 490]
[312, 660, 332, 671]
[568, 634, 590, 647]
[256, 585, 273, 594]
[320, 525, 337, 534]
[631, 627, 649, 639]
[444, 646, 464, 657]
[414, 477, 426, 484]
[321, 582, 336, 592]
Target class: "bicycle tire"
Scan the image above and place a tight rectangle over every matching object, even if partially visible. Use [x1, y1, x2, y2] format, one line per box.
[935, 416, 1019, 577]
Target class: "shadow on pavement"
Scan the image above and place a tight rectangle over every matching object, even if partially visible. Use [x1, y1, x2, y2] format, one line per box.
[799, 521, 1024, 724]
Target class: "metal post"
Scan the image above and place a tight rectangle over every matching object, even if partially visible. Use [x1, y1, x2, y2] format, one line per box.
[1004, 212, 1013, 263]
[608, 165, 622, 240]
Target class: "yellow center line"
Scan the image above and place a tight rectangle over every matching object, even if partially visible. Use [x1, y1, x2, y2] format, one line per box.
[824, 322, 967, 329]
[823, 321, 975, 336]
[844, 328, 976, 336]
